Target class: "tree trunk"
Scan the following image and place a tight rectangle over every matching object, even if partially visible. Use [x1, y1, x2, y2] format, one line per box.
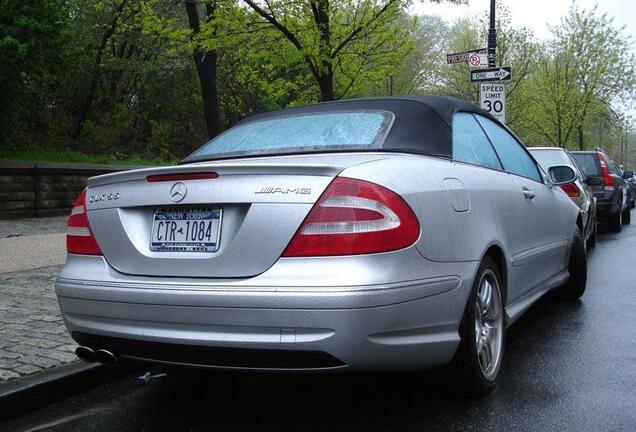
[318, 71, 335, 101]
[185, 1, 221, 139]
[313, 0, 334, 101]
[578, 127, 584, 151]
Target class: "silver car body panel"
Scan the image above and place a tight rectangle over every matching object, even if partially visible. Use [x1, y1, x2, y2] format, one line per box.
[86, 154, 388, 278]
[529, 147, 597, 244]
[57, 247, 476, 370]
[56, 152, 579, 371]
[340, 155, 574, 304]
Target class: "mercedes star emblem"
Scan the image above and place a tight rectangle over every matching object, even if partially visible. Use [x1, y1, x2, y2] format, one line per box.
[169, 182, 187, 202]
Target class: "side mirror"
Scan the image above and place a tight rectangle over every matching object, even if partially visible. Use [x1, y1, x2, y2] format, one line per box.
[623, 171, 633, 179]
[585, 177, 603, 186]
[549, 165, 576, 185]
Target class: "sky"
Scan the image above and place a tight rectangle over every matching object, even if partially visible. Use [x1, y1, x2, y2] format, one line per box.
[410, 0, 636, 118]
[411, 0, 636, 42]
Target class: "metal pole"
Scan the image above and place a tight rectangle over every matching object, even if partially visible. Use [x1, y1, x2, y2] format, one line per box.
[627, 122, 631, 168]
[488, 0, 497, 67]
[621, 122, 625, 168]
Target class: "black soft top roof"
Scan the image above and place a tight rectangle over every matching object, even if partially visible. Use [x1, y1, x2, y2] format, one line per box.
[184, 96, 498, 163]
[243, 96, 496, 159]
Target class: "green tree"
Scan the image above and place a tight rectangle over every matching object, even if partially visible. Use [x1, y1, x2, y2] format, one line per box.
[487, 6, 539, 128]
[364, 14, 449, 96]
[60, 0, 207, 158]
[69, 0, 139, 139]
[139, 0, 311, 137]
[184, 0, 221, 138]
[0, 0, 70, 151]
[240, 0, 466, 101]
[436, 16, 482, 103]
[436, 4, 539, 118]
[516, 5, 635, 149]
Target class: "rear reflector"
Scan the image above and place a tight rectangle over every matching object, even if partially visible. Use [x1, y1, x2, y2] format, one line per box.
[283, 177, 420, 257]
[559, 183, 581, 198]
[67, 189, 102, 255]
[146, 172, 219, 182]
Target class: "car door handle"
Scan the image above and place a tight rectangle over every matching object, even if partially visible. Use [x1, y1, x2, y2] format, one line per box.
[522, 188, 535, 200]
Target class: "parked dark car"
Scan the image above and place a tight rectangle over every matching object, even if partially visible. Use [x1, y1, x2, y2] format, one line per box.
[607, 160, 633, 207]
[529, 147, 598, 249]
[606, 159, 634, 215]
[622, 170, 636, 208]
[570, 149, 630, 232]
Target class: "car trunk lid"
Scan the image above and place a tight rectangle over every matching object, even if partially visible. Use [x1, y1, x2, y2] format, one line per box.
[84, 154, 386, 278]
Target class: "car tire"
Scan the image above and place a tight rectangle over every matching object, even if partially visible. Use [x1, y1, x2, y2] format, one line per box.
[609, 208, 622, 233]
[622, 206, 631, 225]
[588, 219, 597, 248]
[555, 229, 587, 300]
[451, 256, 505, 397]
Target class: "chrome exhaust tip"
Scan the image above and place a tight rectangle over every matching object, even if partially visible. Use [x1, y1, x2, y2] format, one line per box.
[95, 349, 118, 366]
[75, 346, 96, 363]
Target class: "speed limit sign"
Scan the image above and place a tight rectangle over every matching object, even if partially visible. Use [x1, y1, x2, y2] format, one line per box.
[480, 83, 506, 124]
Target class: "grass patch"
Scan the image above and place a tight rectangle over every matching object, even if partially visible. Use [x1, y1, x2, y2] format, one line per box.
[1, 146, 178, 166]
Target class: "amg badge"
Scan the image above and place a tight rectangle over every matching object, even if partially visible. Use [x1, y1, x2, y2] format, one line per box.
[255, 187, 311, 195]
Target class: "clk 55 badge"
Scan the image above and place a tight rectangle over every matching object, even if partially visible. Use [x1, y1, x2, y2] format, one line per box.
[89, 192, 120, 203]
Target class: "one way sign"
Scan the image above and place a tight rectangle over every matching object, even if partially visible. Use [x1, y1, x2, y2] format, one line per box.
[471, 67, 511, 82]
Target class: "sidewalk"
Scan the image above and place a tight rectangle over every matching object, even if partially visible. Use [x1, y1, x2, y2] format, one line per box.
[0, 217, 77, 382]
[0, 216, 67, 273]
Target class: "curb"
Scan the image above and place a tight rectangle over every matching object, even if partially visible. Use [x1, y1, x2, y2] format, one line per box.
[0, 361, 133, 421]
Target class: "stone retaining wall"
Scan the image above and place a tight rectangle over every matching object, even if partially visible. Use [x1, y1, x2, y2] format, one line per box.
[0, 163, 144, 220]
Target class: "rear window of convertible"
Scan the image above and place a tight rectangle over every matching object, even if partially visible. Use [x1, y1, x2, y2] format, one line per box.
[187, 111, 394, 160]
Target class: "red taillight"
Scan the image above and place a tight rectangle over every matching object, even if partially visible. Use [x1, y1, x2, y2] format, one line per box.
[282, 177, 420, 257]
[559, 183, 580, 197]
[67, 189, 102, 255]
[597, 153, 614, 190]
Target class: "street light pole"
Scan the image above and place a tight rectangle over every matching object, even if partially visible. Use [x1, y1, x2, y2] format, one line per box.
[488, 0, 497, 67]
[627, 120, 632, 168]
[621, 122, 625, 168]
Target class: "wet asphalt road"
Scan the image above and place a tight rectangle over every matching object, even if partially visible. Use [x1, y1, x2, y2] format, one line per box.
[3, 223, 636, 432]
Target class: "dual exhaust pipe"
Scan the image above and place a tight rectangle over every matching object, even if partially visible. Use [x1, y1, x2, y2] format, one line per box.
[75, 346, 118, 365]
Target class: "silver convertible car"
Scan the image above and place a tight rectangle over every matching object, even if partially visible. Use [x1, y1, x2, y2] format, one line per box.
[57, 96, 586, 396]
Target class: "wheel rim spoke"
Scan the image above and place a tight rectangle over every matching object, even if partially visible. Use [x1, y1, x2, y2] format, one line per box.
[482, 340, 493, 368]
[479, 280, 492, 313]
[475, 313, 482, 346]
[485, 323, 497, 344]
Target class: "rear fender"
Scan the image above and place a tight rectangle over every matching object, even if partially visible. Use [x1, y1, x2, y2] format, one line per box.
[338, 155, 502, 263]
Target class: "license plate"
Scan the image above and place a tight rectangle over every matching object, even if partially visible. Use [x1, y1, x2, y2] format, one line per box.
[150, 207, 221, 252]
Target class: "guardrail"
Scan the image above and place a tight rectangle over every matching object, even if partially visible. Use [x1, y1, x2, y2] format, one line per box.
[0, 163, 145, 220]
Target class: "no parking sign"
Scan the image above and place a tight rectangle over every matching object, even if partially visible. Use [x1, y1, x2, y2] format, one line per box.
[468, 52, 488, 68]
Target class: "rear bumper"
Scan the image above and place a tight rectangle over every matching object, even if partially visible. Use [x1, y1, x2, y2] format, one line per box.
[55, 254, 477, 371]
[596, 193, 622, 219]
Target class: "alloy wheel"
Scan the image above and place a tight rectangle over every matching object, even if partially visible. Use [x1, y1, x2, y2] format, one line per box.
[474, 270, 504, 381]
